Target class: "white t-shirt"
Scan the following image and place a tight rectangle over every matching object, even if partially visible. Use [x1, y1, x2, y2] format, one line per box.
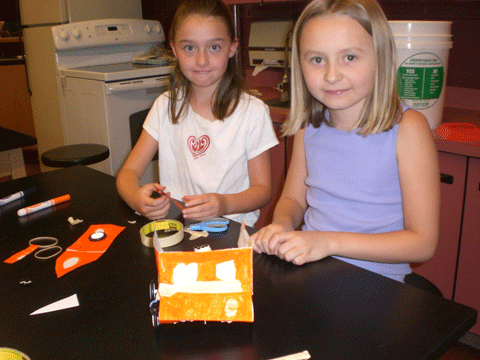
[143, 91, 279, 226]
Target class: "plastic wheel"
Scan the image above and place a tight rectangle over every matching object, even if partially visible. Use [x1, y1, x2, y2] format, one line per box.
[149, 280, 157, 301]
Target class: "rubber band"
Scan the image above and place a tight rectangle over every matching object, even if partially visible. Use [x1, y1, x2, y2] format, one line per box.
[29, 237, 63, 260]
[35, 245, 63, 260]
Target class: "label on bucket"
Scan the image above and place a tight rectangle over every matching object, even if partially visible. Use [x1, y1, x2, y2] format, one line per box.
[397, 52, 444, 110]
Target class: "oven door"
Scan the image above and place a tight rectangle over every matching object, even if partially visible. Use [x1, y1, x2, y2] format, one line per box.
[60, 75, 169, 184]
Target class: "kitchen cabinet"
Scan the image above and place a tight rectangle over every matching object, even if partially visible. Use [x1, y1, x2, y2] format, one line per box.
[255, 120, 293, 229]
[412, 108, 480, 336]
[411, 151, 466, 300]
[0, 64, 35, 138]
[223, 0, 306, 3]
[453, 157, 480, 336]
[223, 0, 260, 3]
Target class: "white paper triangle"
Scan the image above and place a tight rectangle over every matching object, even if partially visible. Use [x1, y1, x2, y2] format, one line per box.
[30, 294, 79, 315]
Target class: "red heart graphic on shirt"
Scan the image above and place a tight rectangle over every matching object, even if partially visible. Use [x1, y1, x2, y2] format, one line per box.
[187, 135, 210, 159]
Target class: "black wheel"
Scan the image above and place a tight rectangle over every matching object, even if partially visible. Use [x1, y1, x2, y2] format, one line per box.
[149, 280, 157, 301]
[152, 314, 159, 328]
[149, 299, 160, 328]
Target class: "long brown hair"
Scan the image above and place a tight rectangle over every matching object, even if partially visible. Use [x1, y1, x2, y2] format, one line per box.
[283, 0, 401, 136]
[168, 0, 245, 124]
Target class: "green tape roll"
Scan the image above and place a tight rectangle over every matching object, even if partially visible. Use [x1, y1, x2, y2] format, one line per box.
[140, 220, 184, 248]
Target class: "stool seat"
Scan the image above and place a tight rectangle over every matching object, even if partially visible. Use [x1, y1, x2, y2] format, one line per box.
[41, 144, 109, 168]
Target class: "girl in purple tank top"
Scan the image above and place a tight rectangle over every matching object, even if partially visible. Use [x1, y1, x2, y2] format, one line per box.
[251, 0, 440, 282]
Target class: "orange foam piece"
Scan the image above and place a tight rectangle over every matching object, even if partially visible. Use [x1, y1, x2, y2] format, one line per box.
[55, 224, 125, 278]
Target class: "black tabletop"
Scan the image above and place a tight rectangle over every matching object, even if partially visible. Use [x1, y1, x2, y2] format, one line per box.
[0, 126, 37, 152]
[0, 166, 476, 360]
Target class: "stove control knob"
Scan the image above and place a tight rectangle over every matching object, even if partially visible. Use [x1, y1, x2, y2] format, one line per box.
[72, 29, 82, 39]
[154, 24, 161, 34]
[59, 30, 70, 41]
[144, 24, 152, 33]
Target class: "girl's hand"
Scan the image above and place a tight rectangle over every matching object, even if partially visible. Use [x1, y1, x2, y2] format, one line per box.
[252, 227, 330, 266]
[272, 231, 330, 266]
[182, 193, 227, 220]
[133, 184, 171, 220]
[251, 223, 290, 254]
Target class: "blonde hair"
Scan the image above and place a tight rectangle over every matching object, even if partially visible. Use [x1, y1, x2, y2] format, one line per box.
[282, 0, 401, 136]
[168, 0, 244, 124]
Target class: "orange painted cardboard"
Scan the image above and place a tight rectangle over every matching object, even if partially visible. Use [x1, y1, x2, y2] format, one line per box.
[155, 247, 253, 323]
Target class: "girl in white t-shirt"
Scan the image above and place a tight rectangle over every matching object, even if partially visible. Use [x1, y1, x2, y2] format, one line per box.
[116, 0, 278, 227]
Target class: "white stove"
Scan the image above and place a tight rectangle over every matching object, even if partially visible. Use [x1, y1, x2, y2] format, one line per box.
[52, 18, 173, 183]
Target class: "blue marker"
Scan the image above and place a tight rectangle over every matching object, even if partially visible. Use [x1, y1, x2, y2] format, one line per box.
[0, 187, 36, 206]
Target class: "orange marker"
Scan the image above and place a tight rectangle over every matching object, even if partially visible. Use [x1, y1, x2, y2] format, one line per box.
[17, 194, 71, 216]
[154, 187, 184, 210]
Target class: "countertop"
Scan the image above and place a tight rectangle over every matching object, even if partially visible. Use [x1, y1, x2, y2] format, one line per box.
[0, 55, 25, 66]
[435, 107, 480, 158]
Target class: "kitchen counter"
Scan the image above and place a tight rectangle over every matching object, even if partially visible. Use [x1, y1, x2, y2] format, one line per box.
[435, 107, 480, 159]
[0, 57, 25, 66]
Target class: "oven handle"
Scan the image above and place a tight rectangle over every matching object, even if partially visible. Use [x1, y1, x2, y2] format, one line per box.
[106, 77, 169, 95]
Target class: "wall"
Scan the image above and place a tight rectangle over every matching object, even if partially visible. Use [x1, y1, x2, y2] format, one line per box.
[145, 0, 480, 108]
[238, 0, 480, 110]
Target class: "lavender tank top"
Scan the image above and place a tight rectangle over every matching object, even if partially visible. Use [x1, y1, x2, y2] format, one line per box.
[303, 121, 411, 282]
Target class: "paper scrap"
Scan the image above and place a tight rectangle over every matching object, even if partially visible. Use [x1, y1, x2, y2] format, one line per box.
[268, 351, 311, 360]
[237, 221, 252, 248]
[30, 294, 79, 315]
[68, 216, 83, 225]
[185, 228, 208, 240]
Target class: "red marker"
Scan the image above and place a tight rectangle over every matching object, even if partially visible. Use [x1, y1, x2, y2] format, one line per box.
[17, 194, 71, 216]
[154, 187, 184, 210]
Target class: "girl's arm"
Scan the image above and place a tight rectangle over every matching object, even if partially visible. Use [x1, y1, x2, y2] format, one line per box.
[264, 111, 441, 266]
[116, 130, 171, 219]
[182, 148, 273, 220]
[252, 129, 309, 253]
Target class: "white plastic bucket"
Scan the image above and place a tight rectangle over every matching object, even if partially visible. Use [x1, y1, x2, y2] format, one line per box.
[389, 21, 453, 130]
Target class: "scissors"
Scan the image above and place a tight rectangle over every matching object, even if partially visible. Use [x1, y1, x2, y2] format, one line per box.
[188, 218, 230, 233]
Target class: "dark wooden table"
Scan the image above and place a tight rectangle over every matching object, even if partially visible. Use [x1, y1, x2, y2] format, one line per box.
[0, 126, 37, 179]
[0, 166, 476, 359]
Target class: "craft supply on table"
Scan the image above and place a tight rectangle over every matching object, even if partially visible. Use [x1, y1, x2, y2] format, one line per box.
[0, 186, 36, 206]
[194, 244, 212, 252]
[268, 351, 311, 360]
[4, 237, 62, 264]
[140, 220, 184, 248]
[17, 194, 71, 216]
[184, 228, 208, 240]
[55, 224, 124, 278]
[30, 294, 79, 315]
[0, 347, 31, 360]
[154, 186, 185, 210]
[68, 216, 83, 225]
[188, 218, 229, 233]
[152, 247, 253, 324]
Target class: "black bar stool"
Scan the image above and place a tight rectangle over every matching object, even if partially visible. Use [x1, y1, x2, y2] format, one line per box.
[41, 144, 109, 168]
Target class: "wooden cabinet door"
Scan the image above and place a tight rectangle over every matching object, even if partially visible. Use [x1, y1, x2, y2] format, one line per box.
[223, 0, 260, 3]
[255, 122, 285, 229]
[454, 157, 480, 336]
[412, 151, 467, 299]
